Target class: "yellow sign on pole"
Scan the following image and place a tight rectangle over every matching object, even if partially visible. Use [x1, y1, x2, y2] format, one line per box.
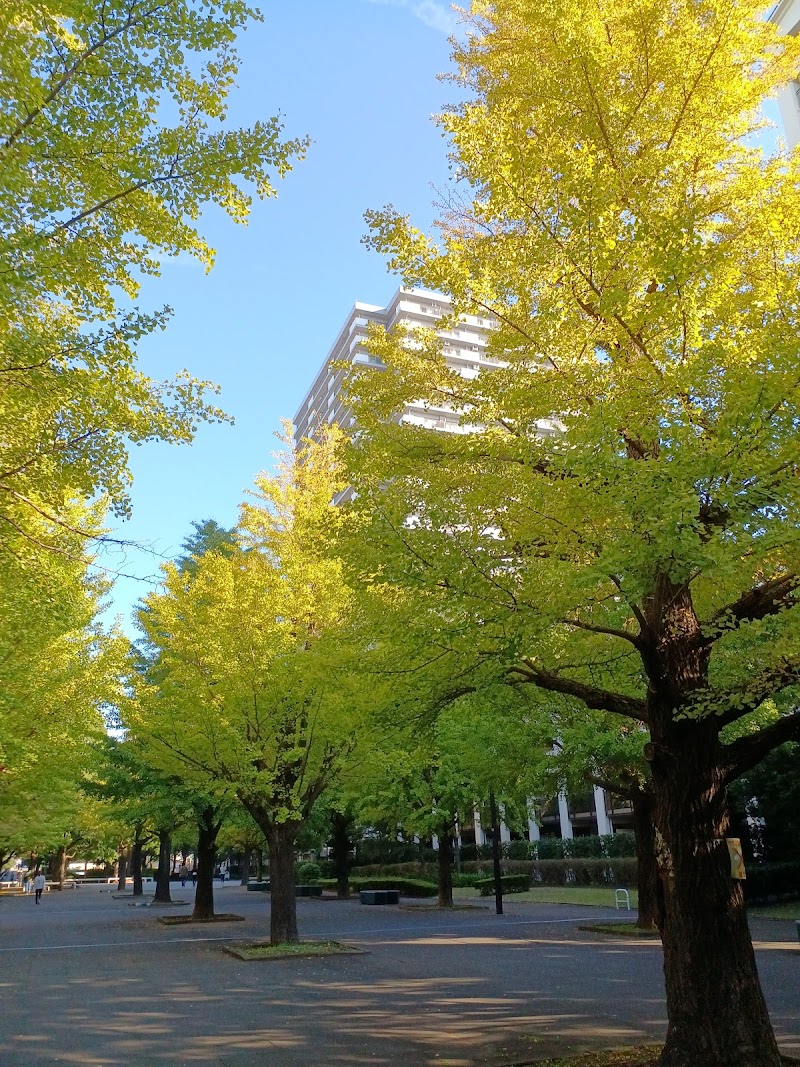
[727, 838, 746, 880]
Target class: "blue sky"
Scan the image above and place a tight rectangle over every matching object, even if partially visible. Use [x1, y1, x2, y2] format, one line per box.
[101, 0, 463, 630]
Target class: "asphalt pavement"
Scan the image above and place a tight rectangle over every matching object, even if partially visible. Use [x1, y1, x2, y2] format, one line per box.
[0, 884, 796, 1066]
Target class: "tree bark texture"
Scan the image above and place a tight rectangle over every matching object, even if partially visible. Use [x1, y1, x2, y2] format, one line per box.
[240, 848, 252, 888]
[642, 579, 782, 1067]
[131, 834, 144, 896]
[47, 846, 67, 886]
[331, 811, 352, 899]
[631, 788, 658, 930]
[266, 823, 299, 944]
[117, 848, 128, 893]
[191, 807, 219, 921]
[437, 821, 454, 908]
[153, 829, 172, 903]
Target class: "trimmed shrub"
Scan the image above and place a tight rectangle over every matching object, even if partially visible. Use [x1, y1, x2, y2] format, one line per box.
[604, 832, 637, 858]
[530, 858, 637, 887]
[451, 872, 484, 888]
[354, 839, 437, 866]
[476, 873, 530, 895]
[570, 836, 604, 858]
[459, 843, 478, 862]
[506, 840, 534, 860]
[743, 861, 800, 903]
[296, 862, 322, 886]
[535, 838, 566, 860]
[351, 861, 436, 879]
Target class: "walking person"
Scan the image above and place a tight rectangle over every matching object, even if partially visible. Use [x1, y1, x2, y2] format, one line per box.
[178, 863, 189, 888]
[33, 870, 45, 905]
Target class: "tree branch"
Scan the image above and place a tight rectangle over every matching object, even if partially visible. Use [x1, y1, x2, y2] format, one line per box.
[704, 573, 799, 642]
[561, 617, 643, 648]
[721, 712, 800, 784]
[714, 659, 800, 726]
[509, 658, 649, 723]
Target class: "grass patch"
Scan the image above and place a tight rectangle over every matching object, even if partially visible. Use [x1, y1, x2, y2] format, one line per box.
[158, 913, 245, 926]
[578, 922, 660, 938]
[223, 940, 364, 961]
[454, 886, 640, 908]
[749, 902, 800, 920]
[510, 1048, 799, 1067]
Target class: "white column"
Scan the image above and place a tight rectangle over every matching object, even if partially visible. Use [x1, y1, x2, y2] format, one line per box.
[594, 786, 613, 837]
[431, 834, 439, 850]
[473, 808, 485, 846]
[527, 815, 540, 842]
[557, 791, 574, 839]
[499, 821, 511, 844]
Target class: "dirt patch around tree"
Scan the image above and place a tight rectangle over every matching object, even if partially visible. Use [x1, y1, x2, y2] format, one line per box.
[223, 940, 365, 961]
[157, 913, 245, 925]
[578, 922, 661, 939]
[509, 1048, 800, 1067]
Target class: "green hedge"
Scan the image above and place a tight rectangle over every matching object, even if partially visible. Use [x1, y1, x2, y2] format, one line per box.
[461, 833, 637, 863]
[320, 876, 437, 898]
[350, 861, 437, 879]
[743, 861, 800, 903]
[476, 873, 530, 895]
[530, 858, 637, 887]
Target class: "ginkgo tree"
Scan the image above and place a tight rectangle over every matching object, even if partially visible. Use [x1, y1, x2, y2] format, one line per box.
[343, 2, 800, 1064]
[129, 430, 369, 943]
[0, 0, 307, 553]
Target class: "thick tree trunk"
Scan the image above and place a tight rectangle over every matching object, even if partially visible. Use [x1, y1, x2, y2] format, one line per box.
[131, 835, 144, 897]
[117, 848, 128, 893]
[437, 821, 454, 908]
[631, 788, 658, 930]
[256, 850, 264, 882]
[47, 846, 67, 887]
[240, 848, 252, 887]
[191, 807, 219, 921]
[637, 574, 783, 1067]
[650, 721, 782, 1067]
[265, 823, 298, 944]
[153, 829, 172, 903]
[331, 811, 352, 899]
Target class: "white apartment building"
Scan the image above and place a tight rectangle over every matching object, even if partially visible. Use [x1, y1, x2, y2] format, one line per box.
[294, 287, 621, 843]
[294, 287, 500, 445]
[771, 0, 800, 148]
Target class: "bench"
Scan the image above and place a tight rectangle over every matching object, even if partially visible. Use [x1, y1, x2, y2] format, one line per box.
[296, 885, 322, 897]
[246, 881, 270, 892]
[360, 889, 399, 905]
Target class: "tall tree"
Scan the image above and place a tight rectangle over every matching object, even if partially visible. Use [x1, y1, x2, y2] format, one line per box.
[129, 430, 367, 943]
[344, 3, 800, 1064]
[0, 0, 307, 553]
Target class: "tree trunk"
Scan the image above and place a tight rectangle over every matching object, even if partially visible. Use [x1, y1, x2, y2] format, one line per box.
[331, 811, 352, 899]
[48, 846, 67, 887]
[631, 788, 658, 930]
[117, 848, 128, 893]
[131, 834, 144, 896]
[240, 847, 252, 887]
[265, 823, 298, 944]
[256, 849, 264, 882]
[191, 806, 219, 921]
[650, 720, 782, 1067]
[437, 821, 454, 908]
[153, 829, 172, 903]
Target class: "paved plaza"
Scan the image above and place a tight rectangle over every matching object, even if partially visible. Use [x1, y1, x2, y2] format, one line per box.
[0, 885, 797, 1066]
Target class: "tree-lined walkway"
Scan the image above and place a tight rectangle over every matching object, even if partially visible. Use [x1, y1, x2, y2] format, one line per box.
[0, 887, 796, 1066]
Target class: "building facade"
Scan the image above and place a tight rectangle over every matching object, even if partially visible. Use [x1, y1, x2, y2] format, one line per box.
[771, 0, 800, 149]
[294, 287, 627, 841]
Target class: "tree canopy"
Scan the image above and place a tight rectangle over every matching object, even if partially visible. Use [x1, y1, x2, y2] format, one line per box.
[342, 3, 800, 1064]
